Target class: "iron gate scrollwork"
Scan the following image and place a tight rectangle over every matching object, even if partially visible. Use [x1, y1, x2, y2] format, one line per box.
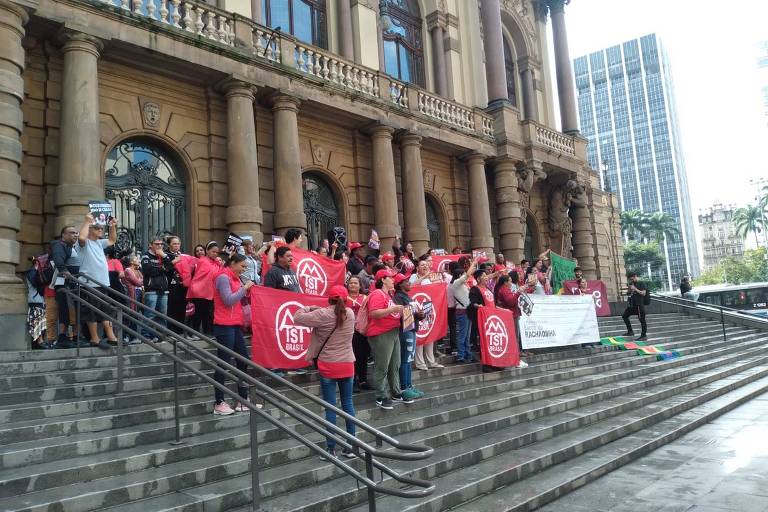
[303, 173, 339, 251]
[426, 198, 442, 250]
[105, 140, 187, 254]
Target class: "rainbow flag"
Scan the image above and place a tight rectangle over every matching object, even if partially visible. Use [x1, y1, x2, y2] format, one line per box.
[600, 336, 626, 346]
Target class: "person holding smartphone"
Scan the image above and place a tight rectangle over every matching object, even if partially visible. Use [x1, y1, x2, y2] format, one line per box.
[622, 272, 648, 341]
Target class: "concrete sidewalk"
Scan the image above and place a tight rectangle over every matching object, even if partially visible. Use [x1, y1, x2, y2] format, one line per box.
[540, 392, 768, 512]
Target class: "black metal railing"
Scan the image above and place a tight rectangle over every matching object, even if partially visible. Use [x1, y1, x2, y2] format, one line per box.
[62, 273, 434, 511]
[651, 294, 768, 342]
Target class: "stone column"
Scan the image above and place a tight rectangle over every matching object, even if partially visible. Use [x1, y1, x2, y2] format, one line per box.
[251, 0, 263, 23]
[494, 158, 524, 262]
[480, 0, 508, 104]
[0, 0, 29, 348]
[519, 58, 539, 121]
[549, 0, 578, 134]
[571, 204, 597, 278]
[370, 125, 400, 249]
[399, 133, 430, 256]
[224, 81, 263, 243]
[427, 11, 449, 97]
[55, 31, 104, 232]
[338, 0, 354, 61]
[465, 153, 494, 252]
[271, 94, 306, 235]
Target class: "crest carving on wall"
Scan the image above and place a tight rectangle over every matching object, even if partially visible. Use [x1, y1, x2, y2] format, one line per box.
[423, 169, 436, 191]
[140, 99, 161, 129]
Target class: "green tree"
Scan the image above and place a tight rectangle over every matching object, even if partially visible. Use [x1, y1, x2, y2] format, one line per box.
[623, 241, 665, 291]
[733, 205, 765, 246]
[619, 210, 648, 241]
[692, 248, 768, 286]
[645, 211, 680, 244]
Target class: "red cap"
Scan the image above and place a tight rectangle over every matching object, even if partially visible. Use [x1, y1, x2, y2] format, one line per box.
[374, 268, 394, 282]
[393, 273, 408, 286]
[381, 252, 395, 262]
[349, 242, 363, 251]
[477, 256, 490, 264]
[328, 285, 348, 300]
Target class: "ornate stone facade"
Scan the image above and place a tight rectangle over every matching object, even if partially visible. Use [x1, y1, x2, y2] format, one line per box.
[2, 0, 624, 346]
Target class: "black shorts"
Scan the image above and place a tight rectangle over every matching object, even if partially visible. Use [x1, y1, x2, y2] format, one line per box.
[80, 286, 114, 323]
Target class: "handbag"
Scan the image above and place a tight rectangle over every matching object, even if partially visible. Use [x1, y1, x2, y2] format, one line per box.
[354, 293, 374, 335]
[312, 325, 338, 369]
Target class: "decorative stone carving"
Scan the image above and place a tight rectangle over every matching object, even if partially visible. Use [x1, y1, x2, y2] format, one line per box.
[141, 100, 161, 129]
[515, 161, 546, 193]
[567, 178, 588, 208]
[311, 143, 325, 165]
[548, 184, 572, 243]
[423, 169, 436, 191]
[500, 0, 539, 59]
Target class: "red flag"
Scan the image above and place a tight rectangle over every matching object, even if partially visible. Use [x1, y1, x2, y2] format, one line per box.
[261, 247, 346, 296]
[478, 306, 520, 367]
[431, 254, 469, 273]
[249, 286, 328, 369]
[562, 279, 611, 316]
[408, 283, 448, 346]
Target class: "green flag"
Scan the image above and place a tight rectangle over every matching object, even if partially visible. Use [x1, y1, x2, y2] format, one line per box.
[549, 251, 576, 293]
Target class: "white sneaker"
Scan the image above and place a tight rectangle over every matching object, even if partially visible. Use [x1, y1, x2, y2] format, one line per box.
[213, 402, 235, 415]
[516, 360, 529, 369]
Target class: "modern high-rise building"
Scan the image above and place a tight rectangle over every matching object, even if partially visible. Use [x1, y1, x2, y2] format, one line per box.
[573, 33, 699, 289]
[758, 40, 768, 128]
[698, 202, 745, 270]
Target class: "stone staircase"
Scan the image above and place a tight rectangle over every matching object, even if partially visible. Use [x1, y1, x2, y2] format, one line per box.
[1, 312, 767, 512]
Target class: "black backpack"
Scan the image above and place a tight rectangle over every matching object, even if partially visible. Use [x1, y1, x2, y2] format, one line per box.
[643, 289, 651, 306]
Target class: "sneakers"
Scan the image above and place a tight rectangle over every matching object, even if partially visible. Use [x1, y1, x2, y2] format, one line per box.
[392, 393, 414, 404]
[272, 369, 287, 377]
[428, 363, 445, 369]
[340, 448, 356, 459]
[410, 387, 425, 398]
[289, 368, 308, 375]
[320, 447, 338, 461]
[91, 339, 112, 350]
[376, 398, 394, 410]
[213, 402, 235, 415]
[636, 335, 648, 342]
[234, 402, 262, 412]
[128, 337, 142, 345]
[34, 341, 56, 350]
[516, 359, 529, 369]
[621, 331, 634, 337]
[401, 388, 420, 401]
[415, 365, 429, 371]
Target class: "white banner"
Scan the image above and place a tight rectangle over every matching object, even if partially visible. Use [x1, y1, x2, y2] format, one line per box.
[519, 295, 600, 349]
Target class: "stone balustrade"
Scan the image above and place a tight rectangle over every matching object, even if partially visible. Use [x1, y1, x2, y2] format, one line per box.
[417, 91, 475, 132]
[535, 124, 576, 156]
[387, 79, 409, 108]
[253, 26, 280, 62]
[480, 115, 494, 139]
[293, 43, 379, 99]
[98, 0, 235, 46]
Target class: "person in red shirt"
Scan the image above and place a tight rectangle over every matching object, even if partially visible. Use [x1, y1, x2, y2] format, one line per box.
[295, 285, 357, 459]
[366, 268, 408, 410]
[177, 241, 222, 335]
[346, 276, 372, 393]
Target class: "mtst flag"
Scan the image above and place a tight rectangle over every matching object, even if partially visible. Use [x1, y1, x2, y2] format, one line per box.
[408, 283, 448, 346]
[562, 279, 610, 316]
[431, 254, 469, 273]
[249, 286, 328, 369]
[478, 306, 520, 367]
[261, 246, 346, 296]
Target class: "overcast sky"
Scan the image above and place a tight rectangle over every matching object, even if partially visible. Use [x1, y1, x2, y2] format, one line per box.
[561, 0, 768, 250]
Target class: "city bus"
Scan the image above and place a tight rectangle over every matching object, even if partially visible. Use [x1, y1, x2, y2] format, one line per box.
[691, 282, 768, 318]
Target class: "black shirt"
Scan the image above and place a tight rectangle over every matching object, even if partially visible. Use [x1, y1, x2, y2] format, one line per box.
[629, 281, 647, 307]
[264, 264, 300, 292]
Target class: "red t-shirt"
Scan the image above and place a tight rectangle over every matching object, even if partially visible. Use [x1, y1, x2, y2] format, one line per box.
[346, 294, 365, 316]
[481, 287, 495, 307]
[107, 259, 124, 272]
[366, 289, 401, 337]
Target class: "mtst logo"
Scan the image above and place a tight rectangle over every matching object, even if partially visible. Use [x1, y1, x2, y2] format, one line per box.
[296, 258, 328, 295]
[411, 292, 435, 341]
[483, 314, 509, 359]
[275, 301, 312, 360]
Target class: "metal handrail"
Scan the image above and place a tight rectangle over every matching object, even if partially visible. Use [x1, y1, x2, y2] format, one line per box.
[62, 273, 434, 510]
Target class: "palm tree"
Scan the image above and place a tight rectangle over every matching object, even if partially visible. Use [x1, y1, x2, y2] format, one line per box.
[619, 210, 647, 241]
[733, 205, 764, 246]
[645, 212, 680, 244]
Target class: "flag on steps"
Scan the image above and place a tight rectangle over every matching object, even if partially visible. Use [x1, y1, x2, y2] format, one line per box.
[600, 336, 626, 346]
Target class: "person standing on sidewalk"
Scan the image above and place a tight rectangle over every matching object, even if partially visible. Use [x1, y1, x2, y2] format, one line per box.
[367, 269, 409, 410]
[294, 285, 357, 459]
[622, 272, 648, 341]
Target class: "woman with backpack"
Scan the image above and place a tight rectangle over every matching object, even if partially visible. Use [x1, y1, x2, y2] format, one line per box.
[345, 276, 371, 393]
[294, 285, 356, 459]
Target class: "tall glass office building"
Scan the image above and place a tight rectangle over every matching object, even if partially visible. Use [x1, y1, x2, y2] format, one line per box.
[573, 33, 699, 289]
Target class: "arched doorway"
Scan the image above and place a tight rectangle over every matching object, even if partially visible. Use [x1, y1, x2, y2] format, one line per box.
[105, 138, 187, 254]
[302, 172, 340, 251]
[425, 196, 444, 250]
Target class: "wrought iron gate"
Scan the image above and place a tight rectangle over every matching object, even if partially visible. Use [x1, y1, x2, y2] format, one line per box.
[303, 173, 339, 251]
[105, 140, 186, 254]
[426, 198, 442, 250]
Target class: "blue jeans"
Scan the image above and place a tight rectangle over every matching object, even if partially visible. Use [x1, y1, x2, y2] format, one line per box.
[399, 330, 416, 390]
[213, 324, 249, 403]
[456, 311, 472, 360]
[142, 291, 168, 338]
[319, 376, 356, 450]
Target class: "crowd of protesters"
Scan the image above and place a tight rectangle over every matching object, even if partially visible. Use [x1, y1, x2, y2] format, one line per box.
[24, 213, 580, 459]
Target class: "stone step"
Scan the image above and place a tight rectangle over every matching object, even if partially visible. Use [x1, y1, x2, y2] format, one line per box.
[445, 376, 768, 512]
[3, 332, 762, 508]
[103, 353, 768, 512]
[343, 368, 768, 512]
[1, 325, 758, 462]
